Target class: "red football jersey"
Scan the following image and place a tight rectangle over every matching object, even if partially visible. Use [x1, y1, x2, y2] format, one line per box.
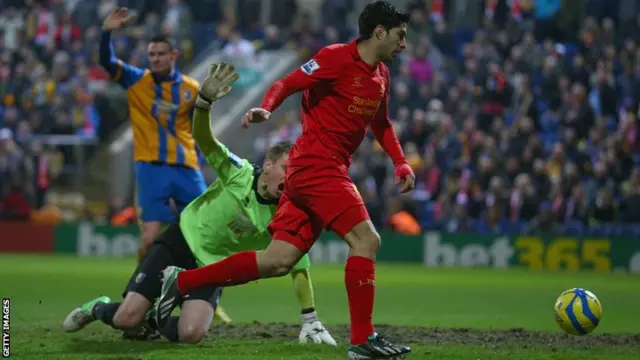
[261, 40, 403, 168]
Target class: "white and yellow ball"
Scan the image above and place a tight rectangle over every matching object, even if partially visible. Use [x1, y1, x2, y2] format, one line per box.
[553, 288, 602, 335]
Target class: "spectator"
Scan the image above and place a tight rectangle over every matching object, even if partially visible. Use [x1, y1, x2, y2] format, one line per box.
[54, 12, 82, 50]
[0, 6, 24, 52]
[163, 0, 193, 50]
[442, 201, 473, 233]
[564, 183, 589, 223]
[187, 0, 222, 56]
[0, 180, 31, 221]
[222, 31, 255, 57]
[0, 128, 24, 186]
[476, 203, 509, 234]
[408, 44, 434, 84]
[590, 187, 618, 224]
[261, 25, 284, 50]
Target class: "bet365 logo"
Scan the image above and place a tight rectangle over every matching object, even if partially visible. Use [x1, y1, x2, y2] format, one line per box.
[423, 233, 514, 268]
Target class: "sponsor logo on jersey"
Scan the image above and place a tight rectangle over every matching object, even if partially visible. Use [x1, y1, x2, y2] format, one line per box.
[154, 99, 180, 114]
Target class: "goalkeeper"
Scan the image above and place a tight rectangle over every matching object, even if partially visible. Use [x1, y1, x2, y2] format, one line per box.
[62, 63, 336, 346]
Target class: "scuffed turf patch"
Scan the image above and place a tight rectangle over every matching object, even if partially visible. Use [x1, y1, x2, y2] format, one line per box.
[207, 322, 640, 349]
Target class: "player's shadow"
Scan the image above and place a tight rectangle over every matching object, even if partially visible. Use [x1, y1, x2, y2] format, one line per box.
[66, 337, 182, 355]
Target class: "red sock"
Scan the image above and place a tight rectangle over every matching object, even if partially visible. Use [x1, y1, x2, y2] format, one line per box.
[177, 251, 260, 295]
[345, 256, 376, 345]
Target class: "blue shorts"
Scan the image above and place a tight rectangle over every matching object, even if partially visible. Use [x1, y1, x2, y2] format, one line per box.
[134, 162, 207, 222]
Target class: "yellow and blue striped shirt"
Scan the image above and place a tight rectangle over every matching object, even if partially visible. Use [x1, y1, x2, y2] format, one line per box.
[100, 31, 200, 169]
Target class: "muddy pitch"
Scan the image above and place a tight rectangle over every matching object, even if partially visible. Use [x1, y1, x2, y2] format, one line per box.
[208, 323, 640, 349]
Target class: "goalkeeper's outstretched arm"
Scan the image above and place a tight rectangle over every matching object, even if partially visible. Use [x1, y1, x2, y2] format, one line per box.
[191, 106, 222, 157]
[192, 62, 239, 157]
[191, 62, 243, 183]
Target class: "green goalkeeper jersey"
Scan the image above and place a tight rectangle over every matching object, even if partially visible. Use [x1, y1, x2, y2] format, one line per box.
[179, 141, 310, 270]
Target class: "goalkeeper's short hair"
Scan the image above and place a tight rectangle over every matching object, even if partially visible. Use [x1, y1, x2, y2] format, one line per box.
[266, 141, 293, 161]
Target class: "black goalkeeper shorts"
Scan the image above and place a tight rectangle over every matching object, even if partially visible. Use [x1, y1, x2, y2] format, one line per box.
[123, 223, 223, 308]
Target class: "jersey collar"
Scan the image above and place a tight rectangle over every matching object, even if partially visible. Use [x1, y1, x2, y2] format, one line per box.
[349, 38, 377, 71]
[349, 39, 361, 60]
[252, 166, 279, 205]
[152, 69, 182, 83]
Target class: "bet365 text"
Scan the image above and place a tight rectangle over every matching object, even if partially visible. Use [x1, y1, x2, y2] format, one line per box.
[2, 298, 9, 358]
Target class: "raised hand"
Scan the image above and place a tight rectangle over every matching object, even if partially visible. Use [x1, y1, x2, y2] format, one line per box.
[195, 62, 240, 110]
[102, 7, 137, 31]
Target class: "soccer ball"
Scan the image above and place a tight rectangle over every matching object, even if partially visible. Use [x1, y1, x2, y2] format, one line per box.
[553, 288, 602, 335]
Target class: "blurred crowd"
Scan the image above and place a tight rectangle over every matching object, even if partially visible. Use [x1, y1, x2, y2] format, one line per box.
[0, 0, 355, 221]
[4, 0, 640, 235]
[256, 0, 640, 236]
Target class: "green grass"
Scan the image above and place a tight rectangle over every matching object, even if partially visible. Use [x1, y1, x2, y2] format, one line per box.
[2, 254, 639, 359]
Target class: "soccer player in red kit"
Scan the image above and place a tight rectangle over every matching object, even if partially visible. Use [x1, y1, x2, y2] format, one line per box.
[155, 2, 415, 358]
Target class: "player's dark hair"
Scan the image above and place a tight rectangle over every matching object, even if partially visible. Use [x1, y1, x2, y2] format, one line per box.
[149, 34, 174, 51]
[358, 1, 409, 40]
[266, 141, 293, 161]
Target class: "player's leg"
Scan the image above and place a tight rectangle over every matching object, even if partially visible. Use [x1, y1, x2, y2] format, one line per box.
[108, 236, 176, 330]
[152, 223, 223, 343]
[291, 255, 315, 313]
[154, 194, 319, 328]
[333, 211, 411, 358]
[171, 166, 232, 324]
[62, 282, 155, 334]
[298, 173, 409, 358]
[134, 162, 174, 261]
[156, 239, 304, 328]
[174, 300, 214, 343]
[139, 222, 164, 260]
[62, 296, 112, 332]
[61, 292, 154, 335]
[62, 271, 156, 335]
[166, 286, 222, 344]
[115, 225, 187, 338]
[63, 226, 179, 336]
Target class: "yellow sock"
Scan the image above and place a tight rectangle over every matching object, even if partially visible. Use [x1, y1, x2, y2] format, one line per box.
[292, 269, 315, 310]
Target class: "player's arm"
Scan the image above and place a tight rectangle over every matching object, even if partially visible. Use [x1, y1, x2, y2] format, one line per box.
[242, 46, 343, 127]
[99, 8, 145, 89]
[290, 255, 337, 346]
[191, 106, 220, 159]
[191, 106, 240, 183]
[193, 63, 242, 183]
[369, 68, 415, 193]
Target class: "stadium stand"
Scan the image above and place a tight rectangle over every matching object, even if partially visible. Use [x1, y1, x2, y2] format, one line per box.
[0, 0, 228, 221]
[3, 0, 640, 236]
[251, 0, 640, 235]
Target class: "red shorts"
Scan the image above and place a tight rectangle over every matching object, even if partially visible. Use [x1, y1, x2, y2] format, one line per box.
[267, 163, 370, 253]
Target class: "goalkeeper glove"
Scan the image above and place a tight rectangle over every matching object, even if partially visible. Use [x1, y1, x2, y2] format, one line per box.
[299, 310, 337, 346]
[195, 62, 240, 110]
